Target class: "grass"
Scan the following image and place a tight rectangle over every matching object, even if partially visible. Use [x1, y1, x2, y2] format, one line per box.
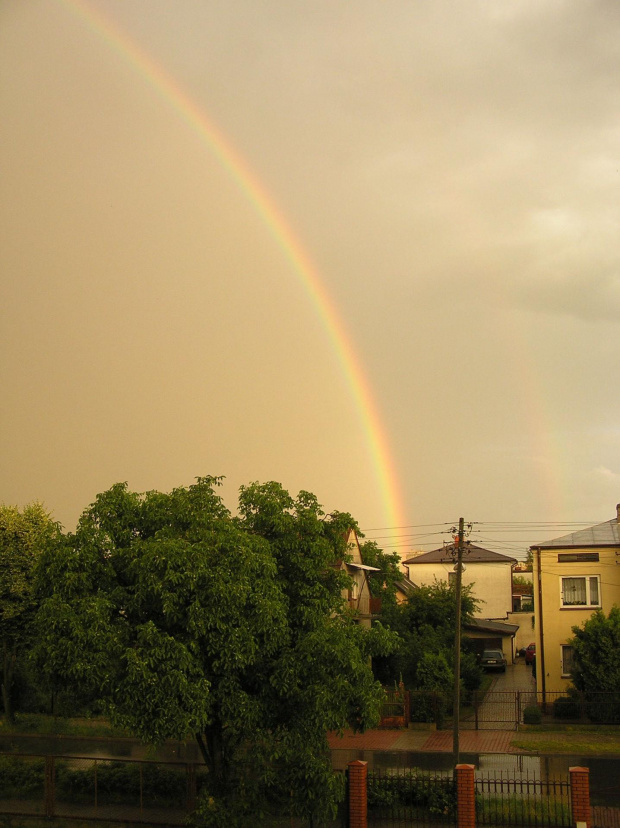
[511, 731, 620, 754]
[476, 795, 571, 826]
[0, 714, 131, 739]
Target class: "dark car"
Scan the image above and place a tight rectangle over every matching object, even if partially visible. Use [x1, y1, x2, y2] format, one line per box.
[480, 649, 507, 672]
[525, 643, 536, 665]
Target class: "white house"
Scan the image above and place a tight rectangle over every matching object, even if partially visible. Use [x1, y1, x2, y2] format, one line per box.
[403, 543, 520, 659]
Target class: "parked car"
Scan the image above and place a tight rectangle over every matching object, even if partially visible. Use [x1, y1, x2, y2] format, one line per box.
[525, 643, 536, 665]
[480, 649, 507, 672]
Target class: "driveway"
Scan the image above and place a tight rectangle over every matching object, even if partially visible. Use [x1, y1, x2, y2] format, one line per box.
[489, 655, 536, 693]
[469, 657, 536, 730]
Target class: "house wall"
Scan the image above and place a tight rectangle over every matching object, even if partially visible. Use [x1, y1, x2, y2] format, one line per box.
[407, 561, 513, 620]
[534, 547, 620, 694]
[506, 611, 535, 653]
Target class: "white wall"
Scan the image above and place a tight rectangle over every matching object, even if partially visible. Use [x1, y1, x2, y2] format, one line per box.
[407, 561, 513, 619]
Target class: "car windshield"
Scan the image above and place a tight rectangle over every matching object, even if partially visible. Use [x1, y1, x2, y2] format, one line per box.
[482, 651, 503, 659]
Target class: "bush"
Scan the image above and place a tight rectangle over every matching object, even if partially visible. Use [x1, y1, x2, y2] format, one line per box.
[552, 696, 581, 720]
[368, 772, 456, 817]
[0, 756, 45, 798]
[523, 705, 542, 725]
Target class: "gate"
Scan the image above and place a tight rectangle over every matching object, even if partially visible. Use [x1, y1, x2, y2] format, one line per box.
[469, 691, 535, 730]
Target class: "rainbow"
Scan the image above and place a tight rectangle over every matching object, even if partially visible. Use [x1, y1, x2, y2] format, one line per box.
[60, 0, 406, 531]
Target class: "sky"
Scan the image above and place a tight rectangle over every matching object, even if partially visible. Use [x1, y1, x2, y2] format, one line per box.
[2, 0, 620, 559]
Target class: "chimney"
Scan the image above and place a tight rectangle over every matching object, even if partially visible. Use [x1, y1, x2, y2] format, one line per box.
[616, 503, 620, 522]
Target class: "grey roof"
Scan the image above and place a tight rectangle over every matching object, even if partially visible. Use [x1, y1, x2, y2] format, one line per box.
[403, 544, 516, 565]
[465, 618, 519, 636]
[532, 518, 620, 550]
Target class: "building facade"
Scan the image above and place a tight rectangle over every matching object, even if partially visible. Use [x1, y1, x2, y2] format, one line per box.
[531, 505, 620, 696]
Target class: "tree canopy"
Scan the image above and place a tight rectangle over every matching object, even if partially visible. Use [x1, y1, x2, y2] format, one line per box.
[570, 606, 620, 695]
[0, 502, 60, 722]
[34, 478, 395, 825]
[371, 579, 482, 721]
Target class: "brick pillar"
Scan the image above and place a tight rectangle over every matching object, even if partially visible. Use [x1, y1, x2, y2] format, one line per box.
[456, 764, 476, 828]
[348, 760, 368, 828]
[570, 766, 591, 828]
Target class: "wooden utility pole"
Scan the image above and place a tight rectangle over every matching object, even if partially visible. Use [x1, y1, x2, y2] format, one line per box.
[452, 517, 465, 766]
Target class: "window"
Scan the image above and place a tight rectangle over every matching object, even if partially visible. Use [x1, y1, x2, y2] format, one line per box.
[448, 571, 456, 587]
[561, 645, 574, 677]
[560, 576, 600, 607]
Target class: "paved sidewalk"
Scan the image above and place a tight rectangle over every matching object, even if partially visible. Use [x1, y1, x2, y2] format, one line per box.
[327, 728, 518, 753]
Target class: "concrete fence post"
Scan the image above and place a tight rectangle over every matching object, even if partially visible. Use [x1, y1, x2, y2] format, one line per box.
[569, 766, 591, 828]
[456, 764, 476, 828]
[347, 760, 368, 828]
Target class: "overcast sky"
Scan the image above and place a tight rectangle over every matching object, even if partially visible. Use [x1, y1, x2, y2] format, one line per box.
[2, 0, 620, 557]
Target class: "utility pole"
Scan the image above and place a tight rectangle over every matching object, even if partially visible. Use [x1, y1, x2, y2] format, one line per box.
[452, 517, 465, 766]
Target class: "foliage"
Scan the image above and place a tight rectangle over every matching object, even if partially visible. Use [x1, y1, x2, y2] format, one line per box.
[55, 761, 187, 807]
[367, 771, 456, 818]
[570, 607, 620, 722]
[372, 579, 481, 715]
[0, 503, 61, 722]
[0, 756, 45, 799]
[552, 695, 581, 720]
[358, 540, 402, 611]
[34, 478, 396, 825]
[523, 705, 542, 725]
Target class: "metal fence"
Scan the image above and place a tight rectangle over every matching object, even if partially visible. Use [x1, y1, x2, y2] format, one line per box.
[475, 772, 572, 827]
[367, 769, 457, 827]
[0, 752, 346, 827]
[0, 753, 200, 824]
[366, 768, 577, 828]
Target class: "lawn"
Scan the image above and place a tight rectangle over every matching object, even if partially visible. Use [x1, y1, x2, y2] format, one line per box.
[511, 731, 620, 754]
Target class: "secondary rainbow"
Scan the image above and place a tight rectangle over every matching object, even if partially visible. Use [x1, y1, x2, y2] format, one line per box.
[61, 0, 406, 531]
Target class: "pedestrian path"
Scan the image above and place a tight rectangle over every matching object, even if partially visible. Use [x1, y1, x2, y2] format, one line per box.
[328, 728, 518, 753]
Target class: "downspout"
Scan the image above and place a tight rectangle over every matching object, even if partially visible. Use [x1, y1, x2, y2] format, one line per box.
[535, 547, 546, 703]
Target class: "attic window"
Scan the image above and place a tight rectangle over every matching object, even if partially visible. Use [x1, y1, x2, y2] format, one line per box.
[557, 553, 599, 563]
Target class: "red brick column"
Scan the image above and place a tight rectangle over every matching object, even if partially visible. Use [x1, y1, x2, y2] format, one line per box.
[456, 764, 476, 828]
[569, 766, 591, 828]
[348, 760, 368, 828]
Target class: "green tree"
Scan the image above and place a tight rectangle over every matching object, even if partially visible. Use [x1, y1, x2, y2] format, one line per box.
[570, 607, 620, 721]
[34, 478, 395, 825]
[372, 580, 481, 709]
[0, 503, 60, 722]
[359, 540, 402, 613]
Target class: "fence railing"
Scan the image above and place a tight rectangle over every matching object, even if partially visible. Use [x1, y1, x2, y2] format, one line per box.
[475, 772, 572, 827]
[0, 753, 202, 825]
[367, 768, 457, 826]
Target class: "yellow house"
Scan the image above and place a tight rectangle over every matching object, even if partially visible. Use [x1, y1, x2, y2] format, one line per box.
[531, 505, 620, 697]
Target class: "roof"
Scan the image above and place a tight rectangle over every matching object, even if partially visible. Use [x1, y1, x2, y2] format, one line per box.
[403, 543, 516, 565]
[395, 577, 417, 596]
[346, 562, 380, 572]
[532, 518, 620, 550]
[465, 618, 519, 636]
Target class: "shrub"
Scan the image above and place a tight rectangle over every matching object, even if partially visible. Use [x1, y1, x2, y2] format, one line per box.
[552, 696, 581, 720]
[0, 756, 45, 798]
[523, 705, 542, 724]
[367, 772, 456, 817]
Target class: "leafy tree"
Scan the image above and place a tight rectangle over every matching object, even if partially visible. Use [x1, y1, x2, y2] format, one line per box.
[34, 478, 395, 825]
[0, 503, 60, 722]
[372, 580, 481, 712]
[570, 607, 620, 721]
[359, 540, 402, 613]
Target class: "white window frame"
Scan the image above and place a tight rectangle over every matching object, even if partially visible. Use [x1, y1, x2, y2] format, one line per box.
[559, 575, 601, 608]
[561, 644, 574, 678]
